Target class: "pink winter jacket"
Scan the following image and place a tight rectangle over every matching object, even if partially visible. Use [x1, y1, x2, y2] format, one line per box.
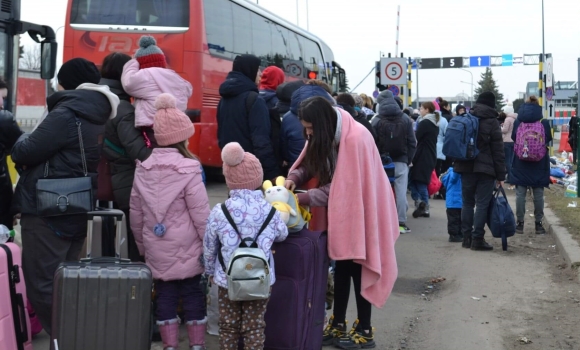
[130, 148, 210, 281]
[121, 59, 193, 128]
[502, 113, 517, 143]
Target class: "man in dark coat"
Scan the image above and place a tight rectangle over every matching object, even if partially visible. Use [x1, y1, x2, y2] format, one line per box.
[510, 99, 552, 234]
[372, 90, 416, 233]
[454, 91, 506, 251]
[100, 52, 152, 261]
[280, 83, 335, 169]
[217, 54, 280, 180]
[11, 58, 119, 334]
[0, 107, 23, 229]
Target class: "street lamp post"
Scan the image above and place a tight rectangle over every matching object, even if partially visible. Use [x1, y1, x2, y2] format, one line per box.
[460, 68, 473, 103]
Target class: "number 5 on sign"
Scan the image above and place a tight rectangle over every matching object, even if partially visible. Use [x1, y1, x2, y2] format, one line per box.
[380, 58, 408, 85]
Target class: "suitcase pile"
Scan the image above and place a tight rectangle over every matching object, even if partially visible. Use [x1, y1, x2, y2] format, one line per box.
[51, 209, 152, 350]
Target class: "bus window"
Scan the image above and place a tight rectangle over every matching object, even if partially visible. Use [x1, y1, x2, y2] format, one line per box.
[251, 12, 272, 67]
[287, 31, 302, 62]
[271, 23, 289, 69]
[0, 33, 6, 79]
[204, 0, 233, 59]
[300, 36, 325, 81]
[232, 3, 252, 57]
[70, 0, 189, 27]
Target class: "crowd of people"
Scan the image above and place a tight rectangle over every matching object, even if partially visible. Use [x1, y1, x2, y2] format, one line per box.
[0, 34, 556, 349]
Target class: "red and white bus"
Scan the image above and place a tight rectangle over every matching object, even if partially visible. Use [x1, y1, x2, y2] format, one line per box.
[64, 0, 347, 167]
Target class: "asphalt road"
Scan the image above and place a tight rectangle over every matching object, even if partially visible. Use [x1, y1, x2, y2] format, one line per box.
[32, 182, 580, 349]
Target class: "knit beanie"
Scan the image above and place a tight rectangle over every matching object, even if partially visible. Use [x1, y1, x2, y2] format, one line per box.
[351, 93, 364, 108]
[153, 93, 194, 146]
[135, 36, 167, 69]
[432, 100, 440, 111]
[222, 142, 263, 190]
[502, 105, 514, 114]
[476, 91, 496, 109]
[57, 58, 101, 90]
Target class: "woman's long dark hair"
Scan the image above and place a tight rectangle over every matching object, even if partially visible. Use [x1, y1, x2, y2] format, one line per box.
[298, 96, 338, 186]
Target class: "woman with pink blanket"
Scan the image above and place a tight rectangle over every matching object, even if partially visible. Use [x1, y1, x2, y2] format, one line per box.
[285, 96, 400, 349]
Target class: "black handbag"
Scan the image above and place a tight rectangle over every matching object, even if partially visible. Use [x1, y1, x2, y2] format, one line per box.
[36, 117, 93, 217]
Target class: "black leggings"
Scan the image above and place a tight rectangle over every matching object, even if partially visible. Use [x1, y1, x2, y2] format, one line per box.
[332, 260, 372, 330]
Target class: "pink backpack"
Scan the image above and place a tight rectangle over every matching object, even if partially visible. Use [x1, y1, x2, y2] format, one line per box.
[514, 121, 546, 161]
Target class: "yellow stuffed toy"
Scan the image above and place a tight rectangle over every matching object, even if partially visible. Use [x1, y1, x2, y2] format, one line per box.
[263, 177, 296, 224]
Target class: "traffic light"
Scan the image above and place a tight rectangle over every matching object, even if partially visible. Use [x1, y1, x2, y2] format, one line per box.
[307, 70, 318, 80]
[375, 61, 386, 91]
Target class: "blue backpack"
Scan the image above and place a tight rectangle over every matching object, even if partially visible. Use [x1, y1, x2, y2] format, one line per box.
[443, 113, 480, 160]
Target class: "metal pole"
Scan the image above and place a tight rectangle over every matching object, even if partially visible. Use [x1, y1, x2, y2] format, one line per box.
[460, 68, 473, 103]
[306, 0, 309, 30]
[296, 0, 299, 25]
[416, 65, 419, 108]
[542, 0, 545, 59]
[395, 5, 400, 57]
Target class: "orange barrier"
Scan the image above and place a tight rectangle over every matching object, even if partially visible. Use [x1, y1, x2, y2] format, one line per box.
[559, 132, 573, 152]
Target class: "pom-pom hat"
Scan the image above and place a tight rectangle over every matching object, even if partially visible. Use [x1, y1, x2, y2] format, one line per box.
[153, 93, 194, 146]
[221, 142, 263, 190]
[135, 36, 167, 69]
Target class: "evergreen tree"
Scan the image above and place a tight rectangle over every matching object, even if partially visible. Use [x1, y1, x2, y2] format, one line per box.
[474, 67, 505, 110]
[344, 76, 350, 92]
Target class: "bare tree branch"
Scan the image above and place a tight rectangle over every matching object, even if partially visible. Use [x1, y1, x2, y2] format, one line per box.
[19, 45, 41, 71]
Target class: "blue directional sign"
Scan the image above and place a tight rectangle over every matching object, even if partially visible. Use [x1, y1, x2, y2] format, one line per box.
[502, 54, 513, 66]
[469, 56, 490, 67]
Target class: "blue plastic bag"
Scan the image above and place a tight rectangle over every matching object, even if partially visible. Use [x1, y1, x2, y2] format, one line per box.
[550, 168, 565, 178]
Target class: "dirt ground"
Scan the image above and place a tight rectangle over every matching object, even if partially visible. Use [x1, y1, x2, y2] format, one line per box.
[545, 184, 580, 244]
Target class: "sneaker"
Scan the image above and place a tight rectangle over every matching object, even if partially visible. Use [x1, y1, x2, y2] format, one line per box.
[322, 315, 347, 346]
[516, 221, 524, 234]
[335, 321, 376, 349]
[399, 223, 411, 234]
[448, 235, 463, 243]
[413, 202, 426, 218]
[535, 222, 547, 235]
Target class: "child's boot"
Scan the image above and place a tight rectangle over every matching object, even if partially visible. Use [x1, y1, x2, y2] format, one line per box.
[158, 318, 180, 350]
[322, 315, 347, 346]
[186, 317, 207, 350]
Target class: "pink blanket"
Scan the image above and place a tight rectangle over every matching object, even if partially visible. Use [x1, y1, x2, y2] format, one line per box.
[291, 108, 400, 308]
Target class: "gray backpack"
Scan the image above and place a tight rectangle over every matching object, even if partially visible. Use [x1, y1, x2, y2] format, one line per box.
[219, 204, 276, 301]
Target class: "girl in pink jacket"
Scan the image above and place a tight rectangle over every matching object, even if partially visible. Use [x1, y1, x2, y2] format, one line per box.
[122, 36, 193, 129]
[130, 93, 209, 350]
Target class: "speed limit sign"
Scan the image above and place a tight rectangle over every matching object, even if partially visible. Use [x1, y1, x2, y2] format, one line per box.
[380, 58, 408, 85]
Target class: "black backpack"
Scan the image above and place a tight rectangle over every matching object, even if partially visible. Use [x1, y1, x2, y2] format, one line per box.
[245, 92, 283, 169]
[373, 115, 408, 158]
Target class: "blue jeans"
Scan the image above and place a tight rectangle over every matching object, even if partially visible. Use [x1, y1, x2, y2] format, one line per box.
[410, 180, 429, 204]
[156, 275, 206, 322]
[504, 142, 514, 183]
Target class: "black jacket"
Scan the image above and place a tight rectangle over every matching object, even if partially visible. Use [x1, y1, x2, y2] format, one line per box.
[101, 78, 152, 211]
[338, 104, 378, 146]
[454, 103, 506, 181]
[510, 103, 552, 188]
[217, 71, 280, 180]
[11, 88, 114, 237]
[0, 110, 23, 228]
[411, 117, 438, 184]
[441, 109, 453, 122]
[373, 93, 416, 164]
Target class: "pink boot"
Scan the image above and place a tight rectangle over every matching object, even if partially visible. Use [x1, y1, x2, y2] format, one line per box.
[157, 318, 180, 350]
[186, 317, 207, 350]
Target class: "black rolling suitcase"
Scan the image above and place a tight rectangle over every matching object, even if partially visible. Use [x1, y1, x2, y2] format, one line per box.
[51, 209, 152, 350]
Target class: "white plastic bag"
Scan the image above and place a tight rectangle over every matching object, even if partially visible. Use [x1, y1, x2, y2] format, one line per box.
[207, 283, 219, 335]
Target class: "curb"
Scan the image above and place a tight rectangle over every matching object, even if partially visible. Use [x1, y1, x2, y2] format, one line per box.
[543, 207, 580, 277]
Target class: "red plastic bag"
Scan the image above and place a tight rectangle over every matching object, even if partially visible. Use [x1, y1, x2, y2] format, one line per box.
[27, 299, 43, 336]
[428, 170, 442, 196]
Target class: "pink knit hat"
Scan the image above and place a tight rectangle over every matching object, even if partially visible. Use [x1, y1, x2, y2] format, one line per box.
[221, 142, 263, 190]
[153, 93, 194, 146]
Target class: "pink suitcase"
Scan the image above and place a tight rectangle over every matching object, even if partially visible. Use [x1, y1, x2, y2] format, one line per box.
[0, 243, 33, 350]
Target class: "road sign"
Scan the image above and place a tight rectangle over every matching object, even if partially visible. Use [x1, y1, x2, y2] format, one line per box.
[442, 57, 462, 68]
[546, 87, 554, 101]
[512, 56, 523, 65]
[372, 90, 379, 98]
[380, 58, 407, 85]
[420, 58, 441, 69]
[469, 56, 490, 67]
[411, 58, 421, 70]
[501, 54, 513, 66]
[545, 56, 553, 88]
[388, 85, 400, 96]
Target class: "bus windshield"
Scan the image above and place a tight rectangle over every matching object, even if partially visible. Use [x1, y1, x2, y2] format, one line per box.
[70, 0, 189, 27]
[0, 32, 7, 79]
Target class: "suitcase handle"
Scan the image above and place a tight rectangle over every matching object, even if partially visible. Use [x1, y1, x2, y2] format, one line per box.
[80, 257, 131, 264]
[15, 293, 28, 344]
[87, 208, 124, 220]
[87, 208, 126, 259]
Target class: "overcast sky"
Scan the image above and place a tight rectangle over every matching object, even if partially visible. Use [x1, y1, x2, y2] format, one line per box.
[21, 0, 580, 103]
